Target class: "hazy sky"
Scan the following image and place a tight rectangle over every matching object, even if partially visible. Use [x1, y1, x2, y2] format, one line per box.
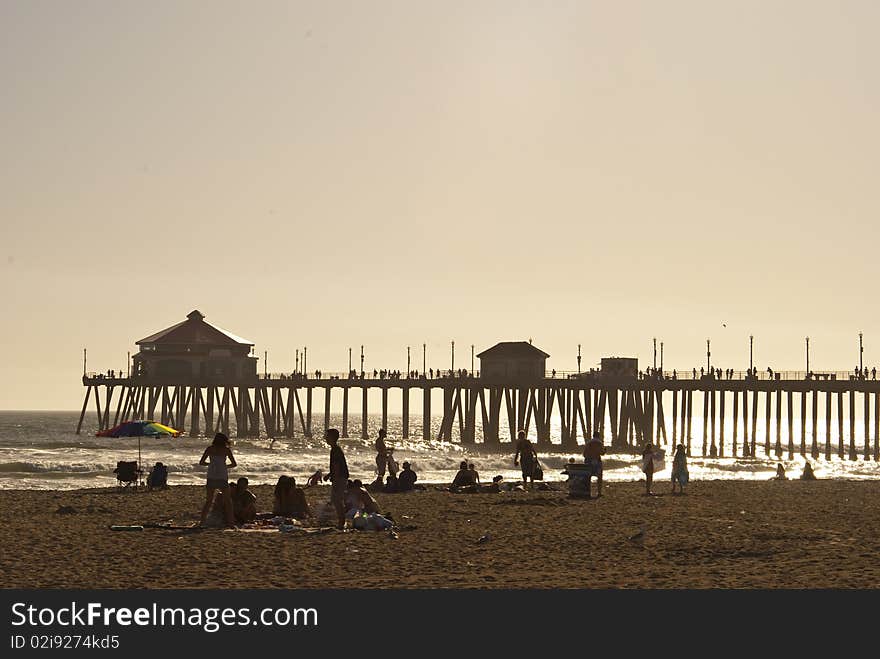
[2, 1, 879, 409]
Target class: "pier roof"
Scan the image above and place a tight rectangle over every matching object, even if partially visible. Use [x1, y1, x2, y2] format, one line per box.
[477, 341, 550, 359]
[136, 310, 254, 347]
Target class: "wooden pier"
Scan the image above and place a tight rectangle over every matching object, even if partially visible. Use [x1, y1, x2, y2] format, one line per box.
[77, 371, 880, 460]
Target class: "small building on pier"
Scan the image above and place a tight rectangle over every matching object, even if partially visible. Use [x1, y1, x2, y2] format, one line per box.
[132, 310, 257, 382]
[600, 357, 638, 378]
[478, 342, 549, 379]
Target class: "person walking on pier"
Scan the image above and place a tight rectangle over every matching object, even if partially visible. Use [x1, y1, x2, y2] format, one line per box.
[514, 430, 538, 490]
[323, 428, 349, 529]
[199, 433, 236, 527]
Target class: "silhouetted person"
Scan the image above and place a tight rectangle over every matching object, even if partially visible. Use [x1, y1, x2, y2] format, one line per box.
[468, 462, 481, 487]
[374, 428, 390, 484]
[801, 461, 817, 481]
[450, 460, 476, 492]
[514, 430, 538, 489]
[773, 463, 787, 480]
[582, 430, 606, 498]
[323, 428, 348, 529]
[398, 461, 418, 491]
[232, 476, 256, 524]
[641, 442, 656, 495]
[671, 444, 688, 494]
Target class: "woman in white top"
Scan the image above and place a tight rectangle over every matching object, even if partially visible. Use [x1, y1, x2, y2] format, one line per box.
[199, 433, 237, 527]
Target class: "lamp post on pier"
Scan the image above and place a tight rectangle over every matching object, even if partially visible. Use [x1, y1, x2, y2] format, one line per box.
[577, 344, 582, 374]
[706, 339, 711, 373]
[407, 346, 411, 376]
[422, 343, 426, 376]
[859, 332, 864, 373]
[749, 335, 754, 372]
[805, 337, 810, 373]
[360, 345, 364, 377]
[349, 347, 352, 374]
[471, 345, 474, 375]
[653, 337, 657, 371]
[451, 341, 455, 373]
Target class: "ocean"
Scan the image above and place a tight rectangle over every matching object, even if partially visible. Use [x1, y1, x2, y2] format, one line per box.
[2, 410, 880, 490]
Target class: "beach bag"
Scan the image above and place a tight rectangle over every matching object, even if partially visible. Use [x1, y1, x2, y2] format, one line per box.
[532, 463, 544, 481]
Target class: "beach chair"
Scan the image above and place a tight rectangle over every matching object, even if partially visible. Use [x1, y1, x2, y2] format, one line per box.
[114, 461, 142, 490]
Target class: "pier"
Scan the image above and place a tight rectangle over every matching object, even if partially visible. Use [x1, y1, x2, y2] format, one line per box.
[75, 311, 880, 460]
[77, 370, 880, 461]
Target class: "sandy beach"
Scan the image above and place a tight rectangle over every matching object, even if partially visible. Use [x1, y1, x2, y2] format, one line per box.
[1, 479, 879, 589]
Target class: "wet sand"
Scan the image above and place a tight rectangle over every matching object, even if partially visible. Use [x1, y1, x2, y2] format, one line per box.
[2, 480, 879, 589]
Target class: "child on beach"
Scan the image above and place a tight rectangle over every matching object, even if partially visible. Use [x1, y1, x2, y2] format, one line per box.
[671, 444, 688, 495]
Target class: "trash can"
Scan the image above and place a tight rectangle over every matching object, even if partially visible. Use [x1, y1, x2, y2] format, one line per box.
[565, 463, 592, 499]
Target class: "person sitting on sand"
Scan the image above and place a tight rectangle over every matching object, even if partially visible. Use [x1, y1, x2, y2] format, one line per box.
[273, 475, 311, 519]
[146, 462, 167, 491]
[305, 470, 323, 488]
[671, 444, 688, 495]
[398, 462, 418, 491]
[383, 473, 399, 493]
[801, 461, 817, 481]
[450, 460, 477, 493]
[773, 463, 788, 480]
[468, 463, 481, 487]
[232, 476, 257, 524]
[345, 479, 380, 516]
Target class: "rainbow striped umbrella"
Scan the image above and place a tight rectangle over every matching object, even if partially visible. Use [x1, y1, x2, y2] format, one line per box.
[96, 421, 182, 438]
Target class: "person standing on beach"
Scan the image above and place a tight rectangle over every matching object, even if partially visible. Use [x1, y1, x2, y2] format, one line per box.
[514, 430, 538, 490]
[641, 442, 656, 496]
[323, 428, 349, 529]
[374, 428, 390, 485]
[583, 430, 606, 498]
[199, 432, 236, 527]
[671, 444, 688, 495]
